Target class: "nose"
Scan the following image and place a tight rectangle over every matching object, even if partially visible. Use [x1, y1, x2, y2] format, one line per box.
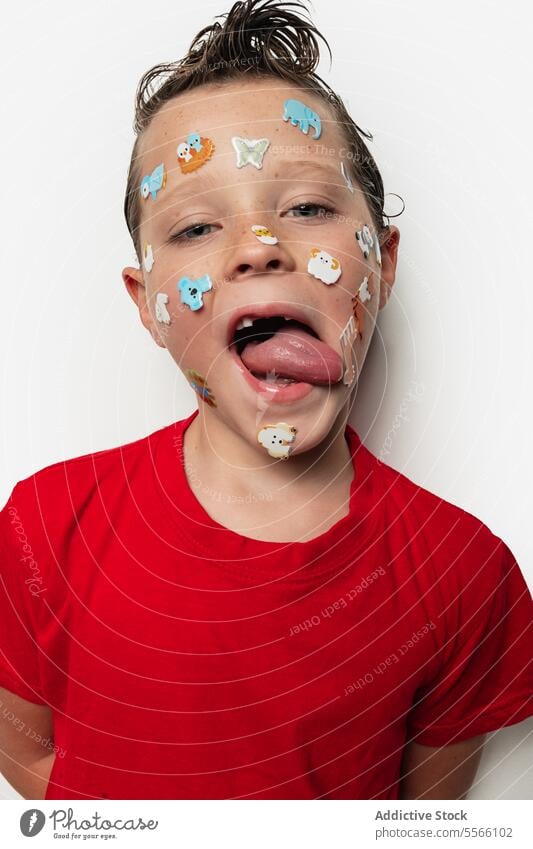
[222, 227, 296, 282]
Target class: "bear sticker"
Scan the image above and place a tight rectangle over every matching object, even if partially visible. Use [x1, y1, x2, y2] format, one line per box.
[257, 422, 297, 460]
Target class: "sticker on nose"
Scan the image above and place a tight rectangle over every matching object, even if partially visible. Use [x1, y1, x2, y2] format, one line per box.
[307, 248, 342, 285]
[257, 422, 297, 460]
[283, 99, 322, 140]
[178, 273, 213, 311]
[185, 369, 217, 407]
[142, 243, 154, 273]
[176, 132, 215, 174]
[140, 163, 166, 200]
[155, 293, 171, 325]
[251, 225, 278, 245]
[231, 137, 270, 169]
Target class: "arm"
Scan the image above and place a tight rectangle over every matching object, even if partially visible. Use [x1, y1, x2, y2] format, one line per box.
[0, 686, 55, 799]
[399, 734, 486, 799]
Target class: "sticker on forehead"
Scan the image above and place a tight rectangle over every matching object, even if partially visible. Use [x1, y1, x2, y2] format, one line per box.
[339, 315, 358, 387]
[177, 273, 213, 311]
[257, 422, 297, 460]
[251, 225, 278, 245]
[308, 248, 342, 285]
[155, 293, 171, 325]
[340, 161, 355, 194]
[231, 137, 270, 170]
[176, 132, 215, 174]
[142, 243, 154, 273]
[185, 369, 217, 407]
[283, 99, 322, 140]
[140, 163, 166, 200]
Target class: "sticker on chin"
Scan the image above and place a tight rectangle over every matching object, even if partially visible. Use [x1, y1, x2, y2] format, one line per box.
[257, 422, 297, 460]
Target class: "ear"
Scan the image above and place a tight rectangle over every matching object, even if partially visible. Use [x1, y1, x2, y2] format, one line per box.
[330, 258, 340, 270]
[310, 248, 319, 258]
[121, 265, 166, 348]
[377, 226, 400, 310]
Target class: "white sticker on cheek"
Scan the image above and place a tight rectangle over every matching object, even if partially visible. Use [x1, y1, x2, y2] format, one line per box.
[251, 225, 278, 245]
[339, 315, 358, 387]
[358, 275, 372, 303]
[374, 233, 382, 266]
[155, 293, 171, 325]
[355, 225, 373, 259]
[307, 248, 342, 285]
[257, 422, 297, 460]
[143, 243, 154, 273]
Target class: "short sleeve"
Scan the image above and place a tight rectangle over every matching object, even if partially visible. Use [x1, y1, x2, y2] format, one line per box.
[406, 537, 533, 746]
[0, 487, 48, 705]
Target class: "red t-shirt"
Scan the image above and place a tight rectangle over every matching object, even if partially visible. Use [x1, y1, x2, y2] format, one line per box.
[0, 409, 531, 800]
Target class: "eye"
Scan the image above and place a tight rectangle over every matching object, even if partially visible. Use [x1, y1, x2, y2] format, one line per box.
[169, 223, 217, 243]
[285, 202, 334, 219]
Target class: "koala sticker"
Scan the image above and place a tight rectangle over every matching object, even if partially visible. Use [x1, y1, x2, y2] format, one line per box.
[307, 248, 342, 285]
[177, 274, 213, 311]
[257, 422, 297, 460]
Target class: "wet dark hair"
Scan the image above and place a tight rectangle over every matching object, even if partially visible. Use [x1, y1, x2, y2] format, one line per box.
[124, 0, 397, 260]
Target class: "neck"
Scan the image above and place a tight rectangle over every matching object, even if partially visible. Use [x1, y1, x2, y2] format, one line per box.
[183, 403, 354, 502]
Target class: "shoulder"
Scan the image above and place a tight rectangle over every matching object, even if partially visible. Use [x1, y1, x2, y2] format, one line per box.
[0, 415, 192, 556]
[359, 438, 513, 583]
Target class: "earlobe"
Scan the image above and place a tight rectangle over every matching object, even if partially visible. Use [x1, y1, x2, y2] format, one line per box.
[121, 265, 165, 346]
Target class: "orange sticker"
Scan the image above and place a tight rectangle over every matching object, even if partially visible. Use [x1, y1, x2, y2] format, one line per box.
[176, 133, 215, 174]
[185, 369, 217, 407]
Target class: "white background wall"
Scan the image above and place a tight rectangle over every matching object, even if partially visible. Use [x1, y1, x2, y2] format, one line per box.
[1, 0, 531, 799]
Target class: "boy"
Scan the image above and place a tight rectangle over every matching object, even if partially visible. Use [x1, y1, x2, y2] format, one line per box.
[0, 0, 531, 801]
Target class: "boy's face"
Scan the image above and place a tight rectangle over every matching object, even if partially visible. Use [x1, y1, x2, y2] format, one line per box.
[123, 78, 399, 455]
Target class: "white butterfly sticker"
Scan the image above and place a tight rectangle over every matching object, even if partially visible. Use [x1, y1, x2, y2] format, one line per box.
[231, 137, 270, 170]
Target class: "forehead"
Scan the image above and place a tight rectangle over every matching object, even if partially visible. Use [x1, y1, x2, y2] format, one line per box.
[138, 77, 345, 172]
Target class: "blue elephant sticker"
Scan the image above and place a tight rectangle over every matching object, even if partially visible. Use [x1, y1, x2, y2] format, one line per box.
[178, 274, 213, 311]
[282, 99, 322, 140]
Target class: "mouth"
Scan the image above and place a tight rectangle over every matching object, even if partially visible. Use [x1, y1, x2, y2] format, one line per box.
[226, 305, 344, 399]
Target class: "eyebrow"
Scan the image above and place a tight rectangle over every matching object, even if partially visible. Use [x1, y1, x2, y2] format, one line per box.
[273, 158, 345, 184]
[155, 155, 346, 213]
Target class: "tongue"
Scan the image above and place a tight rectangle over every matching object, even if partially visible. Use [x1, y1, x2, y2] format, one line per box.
[240, 326, 343, 384]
